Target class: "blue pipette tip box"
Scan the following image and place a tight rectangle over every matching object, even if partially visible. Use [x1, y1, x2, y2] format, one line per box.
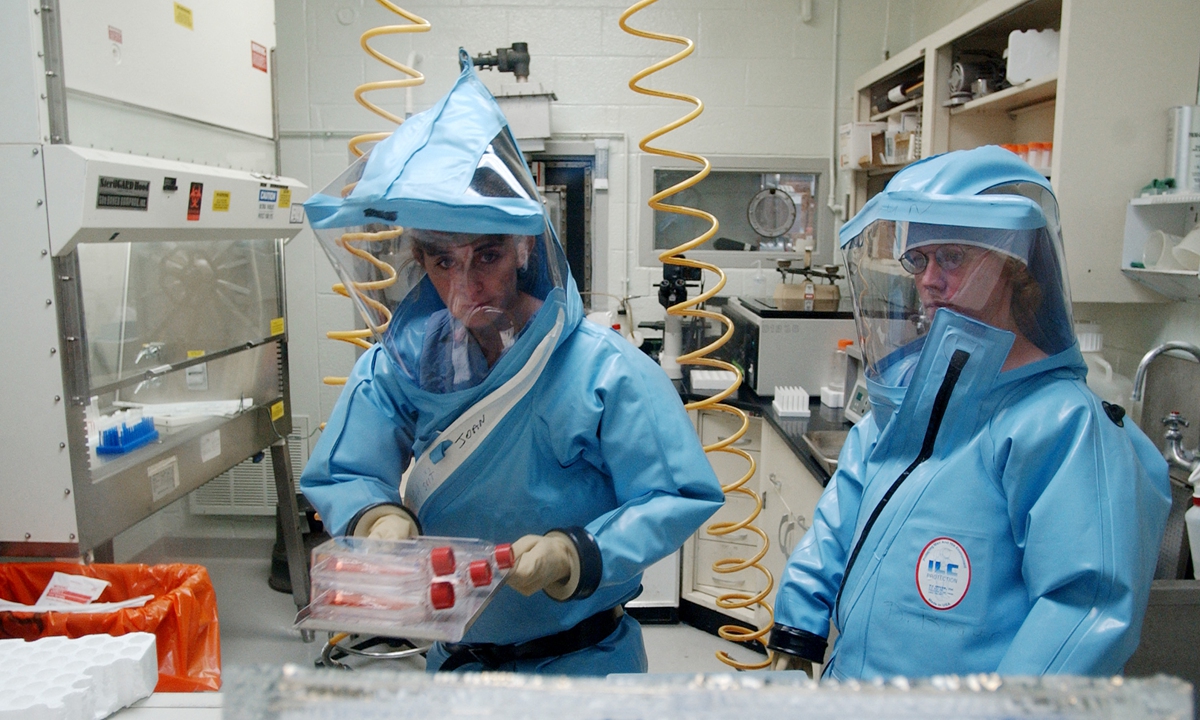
[96, 417, 159, 455]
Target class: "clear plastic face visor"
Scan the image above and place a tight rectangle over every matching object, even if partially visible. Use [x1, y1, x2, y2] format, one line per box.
[309, 147, 565, 395]
[844, 217, 1072, 385]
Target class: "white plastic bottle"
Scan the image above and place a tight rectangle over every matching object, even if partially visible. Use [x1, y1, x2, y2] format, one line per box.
[820, 338, 854, 408]
[1076, 323, 1133, 408]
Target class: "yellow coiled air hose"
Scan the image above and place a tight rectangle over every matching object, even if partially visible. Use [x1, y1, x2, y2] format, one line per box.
[324, 3, 430, 387]
[620, 1, 773, 670]
[319, 3, 430, 651]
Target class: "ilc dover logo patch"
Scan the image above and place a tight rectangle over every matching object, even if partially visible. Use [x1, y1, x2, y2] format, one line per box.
[916, 537, 971, 610]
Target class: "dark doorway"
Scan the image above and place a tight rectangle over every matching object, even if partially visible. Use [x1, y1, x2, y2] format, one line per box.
[531, 157, 592, 297]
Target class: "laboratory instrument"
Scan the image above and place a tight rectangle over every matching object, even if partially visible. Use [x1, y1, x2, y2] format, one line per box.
[773, 258, 843, 312]
[842, 344, 870, 424]
[657, 262, 703, 379]
[721, 297, 856, 397]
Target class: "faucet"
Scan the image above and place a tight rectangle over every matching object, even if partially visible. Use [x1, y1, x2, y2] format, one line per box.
[1161, 411, 1199, 474]
[133, 377, 162, 395]
[1132, 341, 1200, 475]
[1132, 341, 1200, 402]
[135, 342, 166, 365]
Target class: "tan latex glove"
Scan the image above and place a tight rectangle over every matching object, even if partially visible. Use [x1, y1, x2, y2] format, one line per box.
[507, 532, 581, 600]
[351, 505, 418, 540]
[367, 513, 416, 540]
[771, 651, 814, 677]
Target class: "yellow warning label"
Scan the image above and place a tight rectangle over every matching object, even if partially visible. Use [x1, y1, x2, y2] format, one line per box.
[270, 401, 285, 422]
[186, 350, 206, 359]
[212, 191, 230, 212]
[174, 3, 193, 30]
[278, 188, 291, 208]
[270, 317, 285, 336]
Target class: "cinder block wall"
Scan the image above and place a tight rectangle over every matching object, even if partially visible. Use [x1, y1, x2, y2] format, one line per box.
[275, 0, 918, 427]
[274, 0, 1053, 430]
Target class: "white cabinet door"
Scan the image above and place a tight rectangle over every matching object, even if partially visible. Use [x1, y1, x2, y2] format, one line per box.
[756, 422, 827, 630]
[681, 410, 762, 626]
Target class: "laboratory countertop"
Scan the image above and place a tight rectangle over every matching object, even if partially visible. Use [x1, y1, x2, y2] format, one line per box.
[680, 381, 853, 488]
[112, 692, 221, 719]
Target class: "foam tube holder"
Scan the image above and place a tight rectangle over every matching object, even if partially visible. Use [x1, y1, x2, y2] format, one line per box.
[773, 386, 811, 417]
[0, 632, 157, 720]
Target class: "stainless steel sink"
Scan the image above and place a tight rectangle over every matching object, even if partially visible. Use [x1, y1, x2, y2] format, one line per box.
[802, 430, 850, 476]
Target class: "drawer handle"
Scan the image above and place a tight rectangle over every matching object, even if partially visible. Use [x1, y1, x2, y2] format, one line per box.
[716, 435, 754, 446]
[711, 577, 746, 589]
[778, 516, 796, 556]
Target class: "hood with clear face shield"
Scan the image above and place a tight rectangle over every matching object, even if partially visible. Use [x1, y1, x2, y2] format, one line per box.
[304, 49, 573, 397]
[839, 146, 1075, 409]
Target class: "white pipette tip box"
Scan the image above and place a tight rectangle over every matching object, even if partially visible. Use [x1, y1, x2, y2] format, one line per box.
[772, 386, 811, 417]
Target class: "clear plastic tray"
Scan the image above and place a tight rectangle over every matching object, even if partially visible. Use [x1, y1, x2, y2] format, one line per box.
[294, 536, 513, 642]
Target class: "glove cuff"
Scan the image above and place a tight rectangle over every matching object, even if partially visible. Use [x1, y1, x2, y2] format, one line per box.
[767, 623, 827, 664]
[348, 503, 421, 538]
[547, 526, 602, 601]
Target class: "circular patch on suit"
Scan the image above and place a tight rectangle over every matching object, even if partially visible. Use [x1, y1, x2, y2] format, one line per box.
[915, 537, 971, 610]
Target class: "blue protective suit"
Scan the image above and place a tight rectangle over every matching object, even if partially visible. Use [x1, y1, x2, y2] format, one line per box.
[300, 48, 723, 675]
[771, 310, 1170, 679]
[301, 282, 724, 674]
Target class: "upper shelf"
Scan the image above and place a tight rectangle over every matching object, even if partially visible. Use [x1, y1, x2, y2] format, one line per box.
[870, 98, 922, 122]
[949, 74, 1057, 117]
[1131, 193, 1200, 206]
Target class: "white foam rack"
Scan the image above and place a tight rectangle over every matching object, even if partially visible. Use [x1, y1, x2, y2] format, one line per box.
[0, 633, 156, 720]
[689, 370, 738, 397]
[772, 386, 811, 417]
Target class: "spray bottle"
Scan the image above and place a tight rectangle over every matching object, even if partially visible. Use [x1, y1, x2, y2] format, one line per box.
[1187, 465, 1200, 576]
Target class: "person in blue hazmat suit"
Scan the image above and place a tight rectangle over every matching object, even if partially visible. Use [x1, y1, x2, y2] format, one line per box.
[299, 50, 724, 675]
[767, 145, 1171, 679]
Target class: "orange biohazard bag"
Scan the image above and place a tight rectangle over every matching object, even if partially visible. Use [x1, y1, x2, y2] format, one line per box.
[0, 562, 221, 691]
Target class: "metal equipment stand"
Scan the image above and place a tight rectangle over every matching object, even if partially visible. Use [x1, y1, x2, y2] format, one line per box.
[270, 438, 313, 640]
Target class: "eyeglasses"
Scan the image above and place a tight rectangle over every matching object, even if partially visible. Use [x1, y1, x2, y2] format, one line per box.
[899, 244, 969, 274]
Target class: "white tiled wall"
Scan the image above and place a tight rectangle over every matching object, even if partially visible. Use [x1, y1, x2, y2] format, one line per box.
[275, 0, 923, 427]
[281, 0, 1145, 434]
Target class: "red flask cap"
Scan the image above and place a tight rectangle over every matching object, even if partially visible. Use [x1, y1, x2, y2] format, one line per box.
[430, 546, 456, 576]
[430, 581, 455, 610]
[468, 560, 493, 587]
[494, 543, 515, 569]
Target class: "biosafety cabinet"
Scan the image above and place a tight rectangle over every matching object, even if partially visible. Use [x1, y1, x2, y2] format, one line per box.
[2, 145, 307, 558]
[0, 0, 310, 571]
